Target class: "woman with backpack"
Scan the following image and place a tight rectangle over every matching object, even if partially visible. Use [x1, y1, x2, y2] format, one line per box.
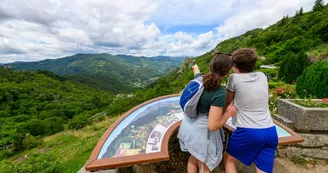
[178, 53, 236, 173]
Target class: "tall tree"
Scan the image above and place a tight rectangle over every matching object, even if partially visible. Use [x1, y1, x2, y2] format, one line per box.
[294, 7, 303, 22]
[295, 10, 300, 17]
[299, 7, 304, 15]
[279, 16, 288, 26]
[313, 0, 324, 11]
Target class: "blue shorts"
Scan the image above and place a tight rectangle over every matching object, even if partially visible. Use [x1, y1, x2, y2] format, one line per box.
[226, 126, 278, 173]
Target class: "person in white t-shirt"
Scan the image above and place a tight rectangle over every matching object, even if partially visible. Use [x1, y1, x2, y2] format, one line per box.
[224, 48, 278, 173]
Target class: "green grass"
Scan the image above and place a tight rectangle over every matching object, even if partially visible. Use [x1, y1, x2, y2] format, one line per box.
[0, 116, 119, 173]
[306, 43, 328, 61]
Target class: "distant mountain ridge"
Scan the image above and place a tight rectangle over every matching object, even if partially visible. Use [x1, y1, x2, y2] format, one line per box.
[6, 53, 184, 93]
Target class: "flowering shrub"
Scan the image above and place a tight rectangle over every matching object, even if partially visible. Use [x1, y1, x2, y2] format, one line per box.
[274, 85, 297, 98]
[275, 87, 284, 96]
[269, 84, 297, 115]
[323, 98, 328, 103]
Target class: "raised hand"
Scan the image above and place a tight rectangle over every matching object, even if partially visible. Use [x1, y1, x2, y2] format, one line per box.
[192, 64, 200, 75]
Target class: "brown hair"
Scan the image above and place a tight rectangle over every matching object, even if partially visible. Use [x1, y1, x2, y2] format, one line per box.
[232, 48, 257, 73]
[203, 53, 233, 91]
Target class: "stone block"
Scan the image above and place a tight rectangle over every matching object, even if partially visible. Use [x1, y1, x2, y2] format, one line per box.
[296, 133, 328, 148]
[301, 148, 328, 160]
[277, 146, 328, 160]
[278, 99, 328, 132]
[273, 114, 294, 130]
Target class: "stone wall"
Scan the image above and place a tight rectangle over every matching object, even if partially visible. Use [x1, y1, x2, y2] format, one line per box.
[277, 133, 328, 160]
[277, 99, 328, 132]
[275, 99, 328, 161]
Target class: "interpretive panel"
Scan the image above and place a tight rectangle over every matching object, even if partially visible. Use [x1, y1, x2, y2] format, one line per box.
[97, 96, 183, 159]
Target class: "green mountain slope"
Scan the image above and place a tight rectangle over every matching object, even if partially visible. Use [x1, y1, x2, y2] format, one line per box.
[0, 67, 113, 158]
[7, 53, 184, 93]
[0, 116, 119, 173]
[215, 4, 328, 63]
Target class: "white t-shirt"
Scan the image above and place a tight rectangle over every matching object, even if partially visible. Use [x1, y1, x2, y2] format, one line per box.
[226, 72, 274, 128]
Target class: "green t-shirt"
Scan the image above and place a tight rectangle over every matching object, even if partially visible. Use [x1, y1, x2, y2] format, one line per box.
[195, 73, 227, 114]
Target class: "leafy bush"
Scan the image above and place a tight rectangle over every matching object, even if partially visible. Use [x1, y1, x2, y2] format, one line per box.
[23, 134, 43, 150]
[67, 116, 91, 130]
[269, 84, 297, 115]
[268, 81, 286, 89]
[258, 68, 279, 78]
[93, 115, 105, 122]
[278, 52, 310, 84]
[0, 154, 64, 173]
[0, 150, 14, 160]
[296, 61, 328, 98]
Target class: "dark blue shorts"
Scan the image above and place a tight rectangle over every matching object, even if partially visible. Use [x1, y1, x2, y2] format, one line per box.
[226, 126, 278, 173]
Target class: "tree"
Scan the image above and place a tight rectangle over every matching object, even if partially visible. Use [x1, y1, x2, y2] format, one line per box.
[296, 61, 328, 98]
[296, 7, 304, 17]
[295, 10, 299, 17]
[278, 52, 310, 84]
[313, 0, 324, 11]
[279, 16, 289, 26]
[299, 7, 304, 15]
[293, 7, 304, 23]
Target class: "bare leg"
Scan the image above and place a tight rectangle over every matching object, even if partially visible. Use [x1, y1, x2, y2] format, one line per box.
[255, 165, 266, 173]
[224, 152, 237, 173]
[187, 155, 198, 173]
[198, 161, 211, 173]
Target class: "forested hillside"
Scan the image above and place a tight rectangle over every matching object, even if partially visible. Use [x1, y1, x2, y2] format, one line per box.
[0, 67, 113, 159]
[7, 54, 184, 93]
[215, 2, 328, 64]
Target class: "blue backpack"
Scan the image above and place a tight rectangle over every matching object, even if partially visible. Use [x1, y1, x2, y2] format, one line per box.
[180, 75, 204, 119]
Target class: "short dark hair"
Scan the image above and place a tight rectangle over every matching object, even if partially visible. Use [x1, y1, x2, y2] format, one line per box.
[232, 48, 257, 73]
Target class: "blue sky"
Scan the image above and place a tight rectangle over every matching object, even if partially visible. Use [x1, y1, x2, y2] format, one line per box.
[157, 24, 218, 35]
[0, 0, 327, 63]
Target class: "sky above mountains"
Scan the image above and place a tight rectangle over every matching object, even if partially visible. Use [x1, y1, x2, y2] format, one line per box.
[0, 0, 327, 63]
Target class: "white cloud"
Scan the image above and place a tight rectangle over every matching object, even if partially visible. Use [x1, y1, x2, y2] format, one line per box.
[0, 0, 327, 63]
[0, 38, 24, 54]
[0, 0, 163, 62]
[174, 32, 195, 44]
[151, 31, 215, 56]
[216, 0, 328, 40]
[192, 31, 214, 49]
